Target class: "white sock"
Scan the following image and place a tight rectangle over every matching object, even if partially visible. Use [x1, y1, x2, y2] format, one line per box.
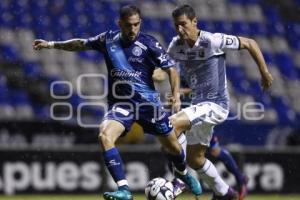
[197, 159, 229, 196]
[117, 180, 128, 187]
[177, 133, 187, 158]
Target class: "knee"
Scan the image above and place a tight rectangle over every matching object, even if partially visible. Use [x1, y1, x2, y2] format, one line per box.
[98, 130, 114, 149]
[169, 116, 181, 133]
[210, 147, 221, 157]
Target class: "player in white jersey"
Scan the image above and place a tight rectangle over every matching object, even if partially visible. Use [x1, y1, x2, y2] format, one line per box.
[167, 4, 273, 200]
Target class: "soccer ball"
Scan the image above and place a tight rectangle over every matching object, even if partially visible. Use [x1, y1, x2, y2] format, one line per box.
[145, 177, 175, 200]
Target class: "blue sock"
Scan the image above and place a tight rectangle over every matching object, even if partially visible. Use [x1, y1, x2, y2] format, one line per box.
[217, 148, 244, 184]
[103, 147, 127, 188]
[167, 150, 186, 173]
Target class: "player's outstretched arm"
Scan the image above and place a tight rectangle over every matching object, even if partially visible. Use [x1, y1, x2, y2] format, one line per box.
[239, 37, 273, 91]
[163, 67, 181, 112]
[33, 38, 89, 51]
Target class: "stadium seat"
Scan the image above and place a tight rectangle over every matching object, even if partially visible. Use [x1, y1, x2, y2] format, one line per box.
[10, 89, 34, 120]
[248, 22, 267, 36]
[23, 62, 42, 78]
[274, 53, 297, 79]
[231, 21, 250, 35]
[271, 96, 295, 123]
[245, 4, 265, 22]
[213, 21, 232, 33]
[267, 22, 285, 36]
[0, 45, 21, 62]
[262, 7, 281, 24]
[228, 4, 247, 22]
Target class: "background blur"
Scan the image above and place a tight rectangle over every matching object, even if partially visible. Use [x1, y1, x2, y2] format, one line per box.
[0, 0, 300, 196]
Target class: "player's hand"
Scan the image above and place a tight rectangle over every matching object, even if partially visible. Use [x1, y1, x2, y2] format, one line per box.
[168, 96, 181, 113]
[33, 39, 50, 50]
[261, 71, 273, 91]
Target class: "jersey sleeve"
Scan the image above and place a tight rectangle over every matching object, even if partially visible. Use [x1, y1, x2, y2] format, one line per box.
[148, 37, 175, 69]
[211, 33, 240, 51]
[84, 32, 107, 52]
[166, 37, 177, 58]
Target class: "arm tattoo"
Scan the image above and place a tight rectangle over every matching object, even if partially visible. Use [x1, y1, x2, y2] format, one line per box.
[53, 39, 89, 51]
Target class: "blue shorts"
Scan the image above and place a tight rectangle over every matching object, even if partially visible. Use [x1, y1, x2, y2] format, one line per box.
[209, 135, 220, 149]
[103, 103, 173, 137]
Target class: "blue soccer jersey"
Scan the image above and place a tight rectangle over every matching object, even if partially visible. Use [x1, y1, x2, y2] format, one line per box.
[85, 31, 175, 135]
[85, 31, 175, 106]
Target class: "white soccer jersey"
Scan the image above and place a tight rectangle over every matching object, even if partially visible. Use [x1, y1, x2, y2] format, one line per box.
[167, 30, 240, 109]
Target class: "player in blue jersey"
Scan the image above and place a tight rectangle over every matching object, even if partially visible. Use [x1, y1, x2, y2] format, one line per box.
[33, 5, 201, 200]
[167, 4, 273, 200]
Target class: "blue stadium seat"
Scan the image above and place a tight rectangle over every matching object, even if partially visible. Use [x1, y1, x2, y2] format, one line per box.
[160, 19, 176, 42]
[0, 45, 21, 61]
[10, 89, 30, 106]
[0, 11, 14, 28]
[275, 53, 297, 79]
[231, 21, 250, 35]
[249, 80, 263, 97]
[23, 62, 42, 78]
[267, 22, 285, 36]
[228, 0, 261, 4]
[263, 7, 281, 24]
[47, 76, 71, 97]
[143, 18, 162, 32]
[33, 104, 50, 119]
[0, 88, 9, 104]
[213, 21, 232, 33]
[248, 22, 268, 36]
[271, 97, 294, 124]
[262, 52, 274, 64]
[70, 93, 84, 108]
[29, 1, 48, 17]
[226, 66, 250, 94]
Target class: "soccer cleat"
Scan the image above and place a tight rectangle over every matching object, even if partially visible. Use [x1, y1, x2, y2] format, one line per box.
[211, 187, 238, 200]
[172, 178, 186, 197]
[103, 188, 133, 200]
[175, 171, 202, 196]
[238, 175, 249, 200]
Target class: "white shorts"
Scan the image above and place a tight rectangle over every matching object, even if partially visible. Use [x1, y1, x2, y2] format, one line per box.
[182, 102, 229, 146]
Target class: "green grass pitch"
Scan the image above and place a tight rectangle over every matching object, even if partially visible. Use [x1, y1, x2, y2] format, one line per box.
[0, 194, 300, 200]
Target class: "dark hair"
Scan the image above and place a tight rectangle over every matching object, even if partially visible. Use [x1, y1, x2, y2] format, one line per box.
[119, 5, 141, 19]
[172, 4, 196, 20]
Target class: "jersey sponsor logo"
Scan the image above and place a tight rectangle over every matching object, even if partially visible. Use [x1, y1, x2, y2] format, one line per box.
[128, 56, 144, 63]
[187, 52, 196, 59]
[132, 46, 143, 56]
[111, 69, 142, 79]
[200, 42, 208, 48]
